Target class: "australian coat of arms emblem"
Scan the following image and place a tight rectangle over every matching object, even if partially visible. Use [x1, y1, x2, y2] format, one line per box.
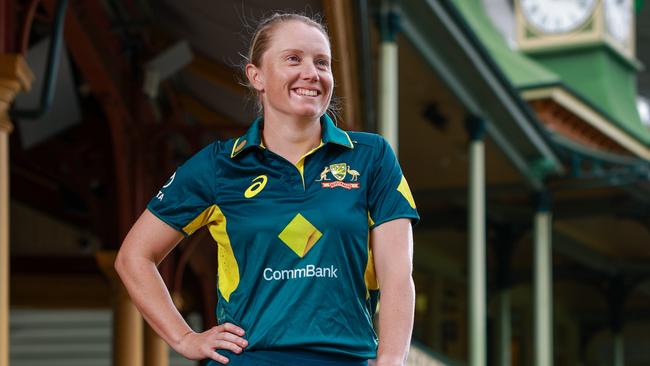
[316, 163, 361, 189]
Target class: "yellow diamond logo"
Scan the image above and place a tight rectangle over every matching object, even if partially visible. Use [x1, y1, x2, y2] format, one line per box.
[278, 213, 323, 258]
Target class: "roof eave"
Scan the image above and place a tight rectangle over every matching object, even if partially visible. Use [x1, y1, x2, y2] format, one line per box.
[400, 0, 564, 189]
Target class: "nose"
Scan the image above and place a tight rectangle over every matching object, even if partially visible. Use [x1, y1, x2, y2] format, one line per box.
[300, 61, 319, 82]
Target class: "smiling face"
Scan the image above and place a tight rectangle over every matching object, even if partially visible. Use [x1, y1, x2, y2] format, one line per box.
[246, 21, 333, 120]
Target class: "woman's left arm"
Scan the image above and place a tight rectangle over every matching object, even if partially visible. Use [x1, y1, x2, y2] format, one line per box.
[370, 218, 415, 366]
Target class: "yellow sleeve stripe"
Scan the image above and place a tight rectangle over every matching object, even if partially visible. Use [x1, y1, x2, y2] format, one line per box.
[397, 176, 416, 209]
[364, 211, 378, 298]
[364, 247, 379, 293]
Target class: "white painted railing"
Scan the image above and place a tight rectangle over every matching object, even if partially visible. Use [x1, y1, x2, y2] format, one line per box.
[11, 309, 461, 366]
[10, 309, 194, 366]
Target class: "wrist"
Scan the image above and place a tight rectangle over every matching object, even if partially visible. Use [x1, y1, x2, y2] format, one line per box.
[173, 330, 195, 353]
[374, 356, 405, 366]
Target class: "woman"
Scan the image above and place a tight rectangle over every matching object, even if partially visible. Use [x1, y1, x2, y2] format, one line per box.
[115, 13, 419, 366]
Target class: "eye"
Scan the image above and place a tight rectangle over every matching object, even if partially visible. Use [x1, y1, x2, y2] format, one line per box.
[316, 59, 330, 69]
[286, 55, 301, 63]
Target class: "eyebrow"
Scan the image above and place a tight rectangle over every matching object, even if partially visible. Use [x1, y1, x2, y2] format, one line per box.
[280, 48, 330, 59]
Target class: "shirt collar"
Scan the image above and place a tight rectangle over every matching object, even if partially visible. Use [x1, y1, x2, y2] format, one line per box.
[230, 114, 354, 158]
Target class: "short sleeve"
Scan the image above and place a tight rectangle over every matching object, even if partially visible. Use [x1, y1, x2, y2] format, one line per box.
[146, 142, 220, 236]
[367, 136, 419, 229]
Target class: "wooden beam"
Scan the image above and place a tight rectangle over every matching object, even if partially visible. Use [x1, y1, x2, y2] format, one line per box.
[42, 0, 135, 238]
[322, 0, 362, 131]
[148, 27, 246, 98]
[176, 92, 246, 134]
[187, 55, 247, 97]
[10, 273, 111, 308]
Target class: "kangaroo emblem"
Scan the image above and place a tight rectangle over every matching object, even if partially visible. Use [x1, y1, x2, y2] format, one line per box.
[316, 166, 331, 181]
[347, 167, 360, 181]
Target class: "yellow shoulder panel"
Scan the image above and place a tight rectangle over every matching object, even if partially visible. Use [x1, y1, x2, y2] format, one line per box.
[183, 204, 240, 302]
[207, 205, 240, 302]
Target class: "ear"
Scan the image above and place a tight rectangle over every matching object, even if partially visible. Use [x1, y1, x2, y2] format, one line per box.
[245, 63, 264, 92]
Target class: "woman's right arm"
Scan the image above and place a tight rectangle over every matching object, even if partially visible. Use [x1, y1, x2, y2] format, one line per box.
[114, 209, 248, 364]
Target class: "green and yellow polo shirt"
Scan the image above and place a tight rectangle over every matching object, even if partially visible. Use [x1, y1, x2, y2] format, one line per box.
[147, 115, 419, 359]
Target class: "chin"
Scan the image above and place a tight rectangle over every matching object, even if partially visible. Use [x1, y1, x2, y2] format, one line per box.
[291, 106, 324, 119]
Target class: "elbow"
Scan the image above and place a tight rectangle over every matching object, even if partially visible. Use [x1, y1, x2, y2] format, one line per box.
[114, 248, 129, 280]
[114, 244, 157, 281]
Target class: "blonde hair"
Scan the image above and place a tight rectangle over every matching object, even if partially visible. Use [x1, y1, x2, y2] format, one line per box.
[247, 13, 329, 68]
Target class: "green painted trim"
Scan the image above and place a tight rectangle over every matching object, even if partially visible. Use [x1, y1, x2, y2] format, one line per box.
[378, 0, 400, 41]
[523, 42, 643, 71]
[465, 115, 486, 141]
[451, 0, 649, 146]
[560, 84, 644, 144]
[550, 132, 649, 167]
[529, 158, 558, 182]
[549, 133, 650, 189]
[636, 0, 645, 12]
[533, 53, 649, 145]
[436, 0, 564, 174]
[534, 191, 552, 212]
[518, 81, 563, 91]
[400, 2, 557, 190]
[380, 11, 400, 41]
[451, 0, 561, 89]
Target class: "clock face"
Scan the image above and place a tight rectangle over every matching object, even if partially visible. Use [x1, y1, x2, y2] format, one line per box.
[605, 0, 632, 43]
[521, 0, 597, 34]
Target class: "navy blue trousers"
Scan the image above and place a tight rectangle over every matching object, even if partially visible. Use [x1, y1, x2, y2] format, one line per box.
[208, 349, 369, 366]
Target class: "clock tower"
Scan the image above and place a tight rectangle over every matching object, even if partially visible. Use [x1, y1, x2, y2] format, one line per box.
[516, 0, 637, 64]
[513, 0, 649, 156]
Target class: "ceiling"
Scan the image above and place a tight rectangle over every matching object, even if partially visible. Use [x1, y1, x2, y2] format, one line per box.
[153, 0, 324, 127]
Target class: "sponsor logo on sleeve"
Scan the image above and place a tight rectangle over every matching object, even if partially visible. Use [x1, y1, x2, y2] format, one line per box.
[156, 172, 176, 201]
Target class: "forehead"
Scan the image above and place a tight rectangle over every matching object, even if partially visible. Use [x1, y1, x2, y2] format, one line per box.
[267, 21, 331, 56]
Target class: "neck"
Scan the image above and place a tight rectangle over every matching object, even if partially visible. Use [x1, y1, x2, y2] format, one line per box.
[261, 110, 322, 165]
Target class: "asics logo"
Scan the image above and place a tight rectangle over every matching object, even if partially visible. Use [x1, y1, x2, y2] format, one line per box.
[244, 175, 268, 198]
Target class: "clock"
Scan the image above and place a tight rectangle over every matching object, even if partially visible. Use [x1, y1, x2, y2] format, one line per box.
[521, 0, 597, 34]
[604, 0, 632, 44]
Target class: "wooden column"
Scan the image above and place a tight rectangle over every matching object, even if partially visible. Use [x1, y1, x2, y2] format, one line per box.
[97, 251, 144, 366]
[145, 324, 169, 366]
[0, 54, 34, 366]
[322, 0, 362, 130]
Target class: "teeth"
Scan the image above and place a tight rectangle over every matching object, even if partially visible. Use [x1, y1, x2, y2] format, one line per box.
[295, 88, 318, 97]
